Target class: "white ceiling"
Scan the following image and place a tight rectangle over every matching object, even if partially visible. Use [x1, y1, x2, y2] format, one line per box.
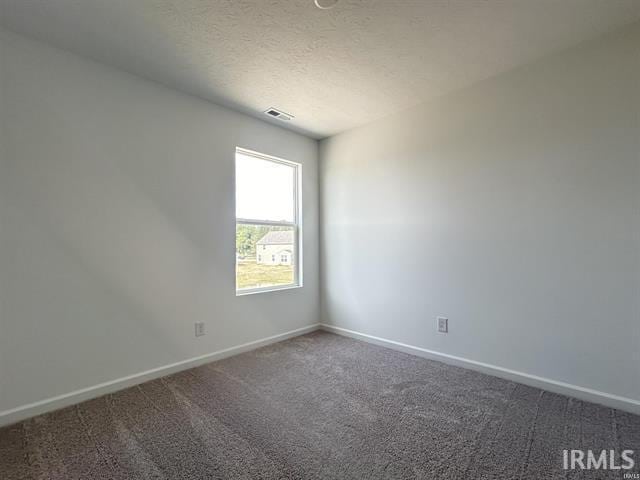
[2, 1, 640, 139]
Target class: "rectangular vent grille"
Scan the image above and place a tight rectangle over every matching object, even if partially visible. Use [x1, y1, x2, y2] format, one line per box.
[264, 108, 293, 121]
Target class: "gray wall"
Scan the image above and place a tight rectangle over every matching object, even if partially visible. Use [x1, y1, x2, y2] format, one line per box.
[320, 24, 640, 402]
[0, 29, 319, 413]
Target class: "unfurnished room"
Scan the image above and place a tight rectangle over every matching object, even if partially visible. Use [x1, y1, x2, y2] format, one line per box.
[0, 1, 639, 479]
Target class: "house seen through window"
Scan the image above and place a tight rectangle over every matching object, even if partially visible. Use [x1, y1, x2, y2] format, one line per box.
[235, 148, 301, 293]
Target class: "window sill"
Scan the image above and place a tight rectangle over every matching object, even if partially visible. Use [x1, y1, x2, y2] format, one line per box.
[236, 284, 302, 296]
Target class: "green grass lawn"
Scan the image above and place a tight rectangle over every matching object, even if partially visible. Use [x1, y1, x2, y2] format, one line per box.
[236, 261, 294, 290]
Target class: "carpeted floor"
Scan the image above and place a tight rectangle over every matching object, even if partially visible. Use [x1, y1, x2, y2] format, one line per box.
[1, 331, 639, 479]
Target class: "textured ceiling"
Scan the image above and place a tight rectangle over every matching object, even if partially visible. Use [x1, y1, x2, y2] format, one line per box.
[1, 0, 640, 139]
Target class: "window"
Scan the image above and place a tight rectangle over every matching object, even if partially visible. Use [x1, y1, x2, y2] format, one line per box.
[235, 148, 301, 294]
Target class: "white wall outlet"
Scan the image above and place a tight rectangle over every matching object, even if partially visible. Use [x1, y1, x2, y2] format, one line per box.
[195, 322, 205, 337]
[437, 316, 448, 333]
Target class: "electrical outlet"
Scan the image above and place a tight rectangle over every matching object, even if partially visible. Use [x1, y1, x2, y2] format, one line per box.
[437, 316, 448, 333]
[195, 322, 205, 337]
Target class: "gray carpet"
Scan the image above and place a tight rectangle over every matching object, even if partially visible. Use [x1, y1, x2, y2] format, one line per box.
[1, 331, 639, 479]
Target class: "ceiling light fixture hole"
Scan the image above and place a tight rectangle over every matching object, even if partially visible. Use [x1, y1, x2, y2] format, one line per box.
[314, 0, 339, 10]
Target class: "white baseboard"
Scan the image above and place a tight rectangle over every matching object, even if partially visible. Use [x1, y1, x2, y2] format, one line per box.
[4, 322, 637, 427]
[0, 324, 320, 428]
[320, 323, 640, 415]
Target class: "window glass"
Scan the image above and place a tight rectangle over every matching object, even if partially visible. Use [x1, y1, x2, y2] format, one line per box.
[235, 148, 300, 293]
[235, 151, 295, 222]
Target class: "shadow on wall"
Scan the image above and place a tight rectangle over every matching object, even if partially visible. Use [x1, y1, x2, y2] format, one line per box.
[1, 92, 279, 414]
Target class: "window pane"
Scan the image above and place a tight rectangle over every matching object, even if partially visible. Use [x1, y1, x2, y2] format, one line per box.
[236, 224, 295, 290]
[236, 151, 295, 222]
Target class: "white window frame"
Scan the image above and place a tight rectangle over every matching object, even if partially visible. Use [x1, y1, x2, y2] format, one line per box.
[235, 147, 302, 295]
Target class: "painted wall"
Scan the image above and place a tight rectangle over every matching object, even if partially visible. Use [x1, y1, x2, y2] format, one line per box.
[0, 29, 319, 414]
[320, 24, 640, 402]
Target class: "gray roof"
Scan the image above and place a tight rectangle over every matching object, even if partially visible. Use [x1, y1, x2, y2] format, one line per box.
[256, 230, 294, 245]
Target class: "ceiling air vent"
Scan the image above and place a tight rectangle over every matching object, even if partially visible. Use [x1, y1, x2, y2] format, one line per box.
[264, 108, 294, 121]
